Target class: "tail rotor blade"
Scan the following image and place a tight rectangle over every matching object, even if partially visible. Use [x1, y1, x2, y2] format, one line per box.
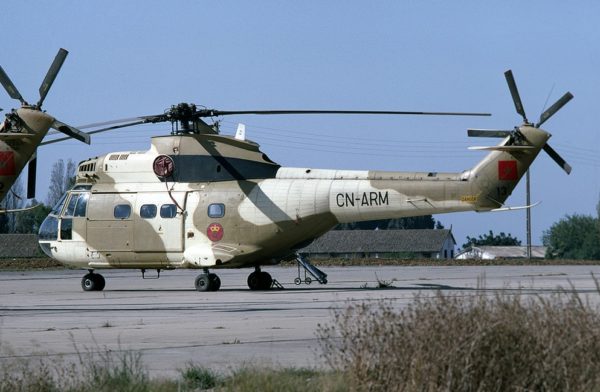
[543, 143, 572, 174]
[468, 129, 513, 138]
[27, 157, 37, 199]
[37, 48, 68, 108]
[536, 92, 573, 128]
[0, 66, 26, 104]
[52, 119, 91, 144]
[504, 70, 528, 123]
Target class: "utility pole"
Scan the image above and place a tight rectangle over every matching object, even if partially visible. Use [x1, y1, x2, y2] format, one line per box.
[526, 169, 532, 259]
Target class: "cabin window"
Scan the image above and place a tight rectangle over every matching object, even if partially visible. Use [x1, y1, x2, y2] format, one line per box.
[114, 204, 131, 219]
[60, 219, 73, 240]
[140, 204, 157, 219]
[160, 204, 177, 218]
[207, 203, 225, 218]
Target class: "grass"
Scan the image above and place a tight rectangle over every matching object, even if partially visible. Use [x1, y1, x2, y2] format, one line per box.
[5, 283, 600, 390]
[317, 281, 600, 391]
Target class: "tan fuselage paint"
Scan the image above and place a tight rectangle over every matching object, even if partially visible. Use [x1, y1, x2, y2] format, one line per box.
[40, 126, 548, 270]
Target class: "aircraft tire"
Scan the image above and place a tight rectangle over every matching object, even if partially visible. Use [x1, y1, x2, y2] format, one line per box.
[81, 273, 105, 292]
[247, 271, 260, 290]
[208, 273, 221, 291]
[94, 274, 106, 291]
[259, 271, 272, 290]
[195, 274, 211, 292]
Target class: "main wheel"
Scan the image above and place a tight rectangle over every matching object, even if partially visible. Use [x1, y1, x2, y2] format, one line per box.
[195, 274, 211, 292]
[247, 271, 261, 290]
[208, 273, 221, 291]
[259, 271, 273, 290]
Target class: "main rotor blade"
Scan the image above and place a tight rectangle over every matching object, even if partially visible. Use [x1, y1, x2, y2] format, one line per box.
[37, 48, 68, 108]
[467, 129, 513, 138]
[504, 70, 527, 123]
[543, 143, 572, 174]
[27, 157, 37, 199]
[206, 109, 492, 117]
[0, 65, 26, 104]
[52, 120, 91, 144]
[536, 92, 573, 128]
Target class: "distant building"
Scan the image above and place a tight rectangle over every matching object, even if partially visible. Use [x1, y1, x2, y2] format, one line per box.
[299, 229, 456, 259]
[0, 234, 43, 258]
[455, 245, 547, 260]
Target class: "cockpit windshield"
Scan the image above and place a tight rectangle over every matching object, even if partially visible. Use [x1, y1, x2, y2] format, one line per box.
[50, 193, 68, 215]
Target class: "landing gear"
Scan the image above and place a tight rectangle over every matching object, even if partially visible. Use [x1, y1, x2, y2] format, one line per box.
[247, 267, 273, 290]
[81, 270, 105, 292]
[194, 269, 221, 292]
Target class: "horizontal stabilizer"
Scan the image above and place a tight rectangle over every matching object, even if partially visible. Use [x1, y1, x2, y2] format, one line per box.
[489, 201, 541, 212]
[468, 146, 535, 151]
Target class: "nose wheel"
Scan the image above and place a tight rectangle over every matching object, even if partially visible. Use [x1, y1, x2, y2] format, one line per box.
[81, 271, 105, 291]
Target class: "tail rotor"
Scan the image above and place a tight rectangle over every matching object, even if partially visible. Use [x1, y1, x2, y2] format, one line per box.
[468, 69, 573, 174]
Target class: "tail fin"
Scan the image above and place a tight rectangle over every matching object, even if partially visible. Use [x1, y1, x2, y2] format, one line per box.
[469, 125, 550, 210]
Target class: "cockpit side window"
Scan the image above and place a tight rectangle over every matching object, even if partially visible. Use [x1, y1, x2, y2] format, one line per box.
[74, 193, 89, 217]
[62, 193, 90, 218]
[64, 194, 78, 216]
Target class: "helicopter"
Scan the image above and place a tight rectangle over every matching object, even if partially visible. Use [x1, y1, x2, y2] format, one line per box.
[37, 69, 572, 292]
[0, 49, 90, 212]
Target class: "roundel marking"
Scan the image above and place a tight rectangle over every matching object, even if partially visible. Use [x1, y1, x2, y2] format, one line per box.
[207, 223, 224, 242]
[153, 155, 174, 177]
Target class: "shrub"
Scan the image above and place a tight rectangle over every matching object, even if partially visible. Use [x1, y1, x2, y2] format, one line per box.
[318, 287, 600, 391]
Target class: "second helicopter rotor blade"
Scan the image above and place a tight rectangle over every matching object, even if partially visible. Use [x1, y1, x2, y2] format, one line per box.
[504, 70, 528, 123]
[51, 120, 91, 144]
[0, 65, 26, 104]
[37, 48, 69, 108]
[543, 143, 572, 174]
[536, 92, 574, 128]
[41, 119, 147, 146]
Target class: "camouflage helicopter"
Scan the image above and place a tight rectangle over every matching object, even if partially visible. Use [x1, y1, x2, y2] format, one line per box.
[37, 70, 572, 292]
[0, 49, 90, 212]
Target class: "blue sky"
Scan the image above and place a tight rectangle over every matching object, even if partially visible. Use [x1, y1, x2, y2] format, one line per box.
[2, 1, 599, 246]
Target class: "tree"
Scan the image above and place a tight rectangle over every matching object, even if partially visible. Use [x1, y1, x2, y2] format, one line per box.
[13, 200, 51, 234]
[0, 175, 25, 233]
[462, 230, 521, 249]
[543, 214, 600, 260]
[47, 159, 76, 207]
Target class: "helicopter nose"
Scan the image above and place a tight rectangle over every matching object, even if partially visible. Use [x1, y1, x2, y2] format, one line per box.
[38, 214, 59, 257]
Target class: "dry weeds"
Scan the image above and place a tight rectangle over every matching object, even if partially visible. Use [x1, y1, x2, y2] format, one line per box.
[318, 283, 600, 391]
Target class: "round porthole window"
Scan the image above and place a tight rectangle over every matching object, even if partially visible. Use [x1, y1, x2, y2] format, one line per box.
[153, 155, 174, 177]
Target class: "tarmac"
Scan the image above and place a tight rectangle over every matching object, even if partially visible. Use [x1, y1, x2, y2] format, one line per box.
[1, 264, 600, 378]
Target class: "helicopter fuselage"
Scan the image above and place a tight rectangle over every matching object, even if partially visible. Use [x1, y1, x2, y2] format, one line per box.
[38, 127, 548, 271]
